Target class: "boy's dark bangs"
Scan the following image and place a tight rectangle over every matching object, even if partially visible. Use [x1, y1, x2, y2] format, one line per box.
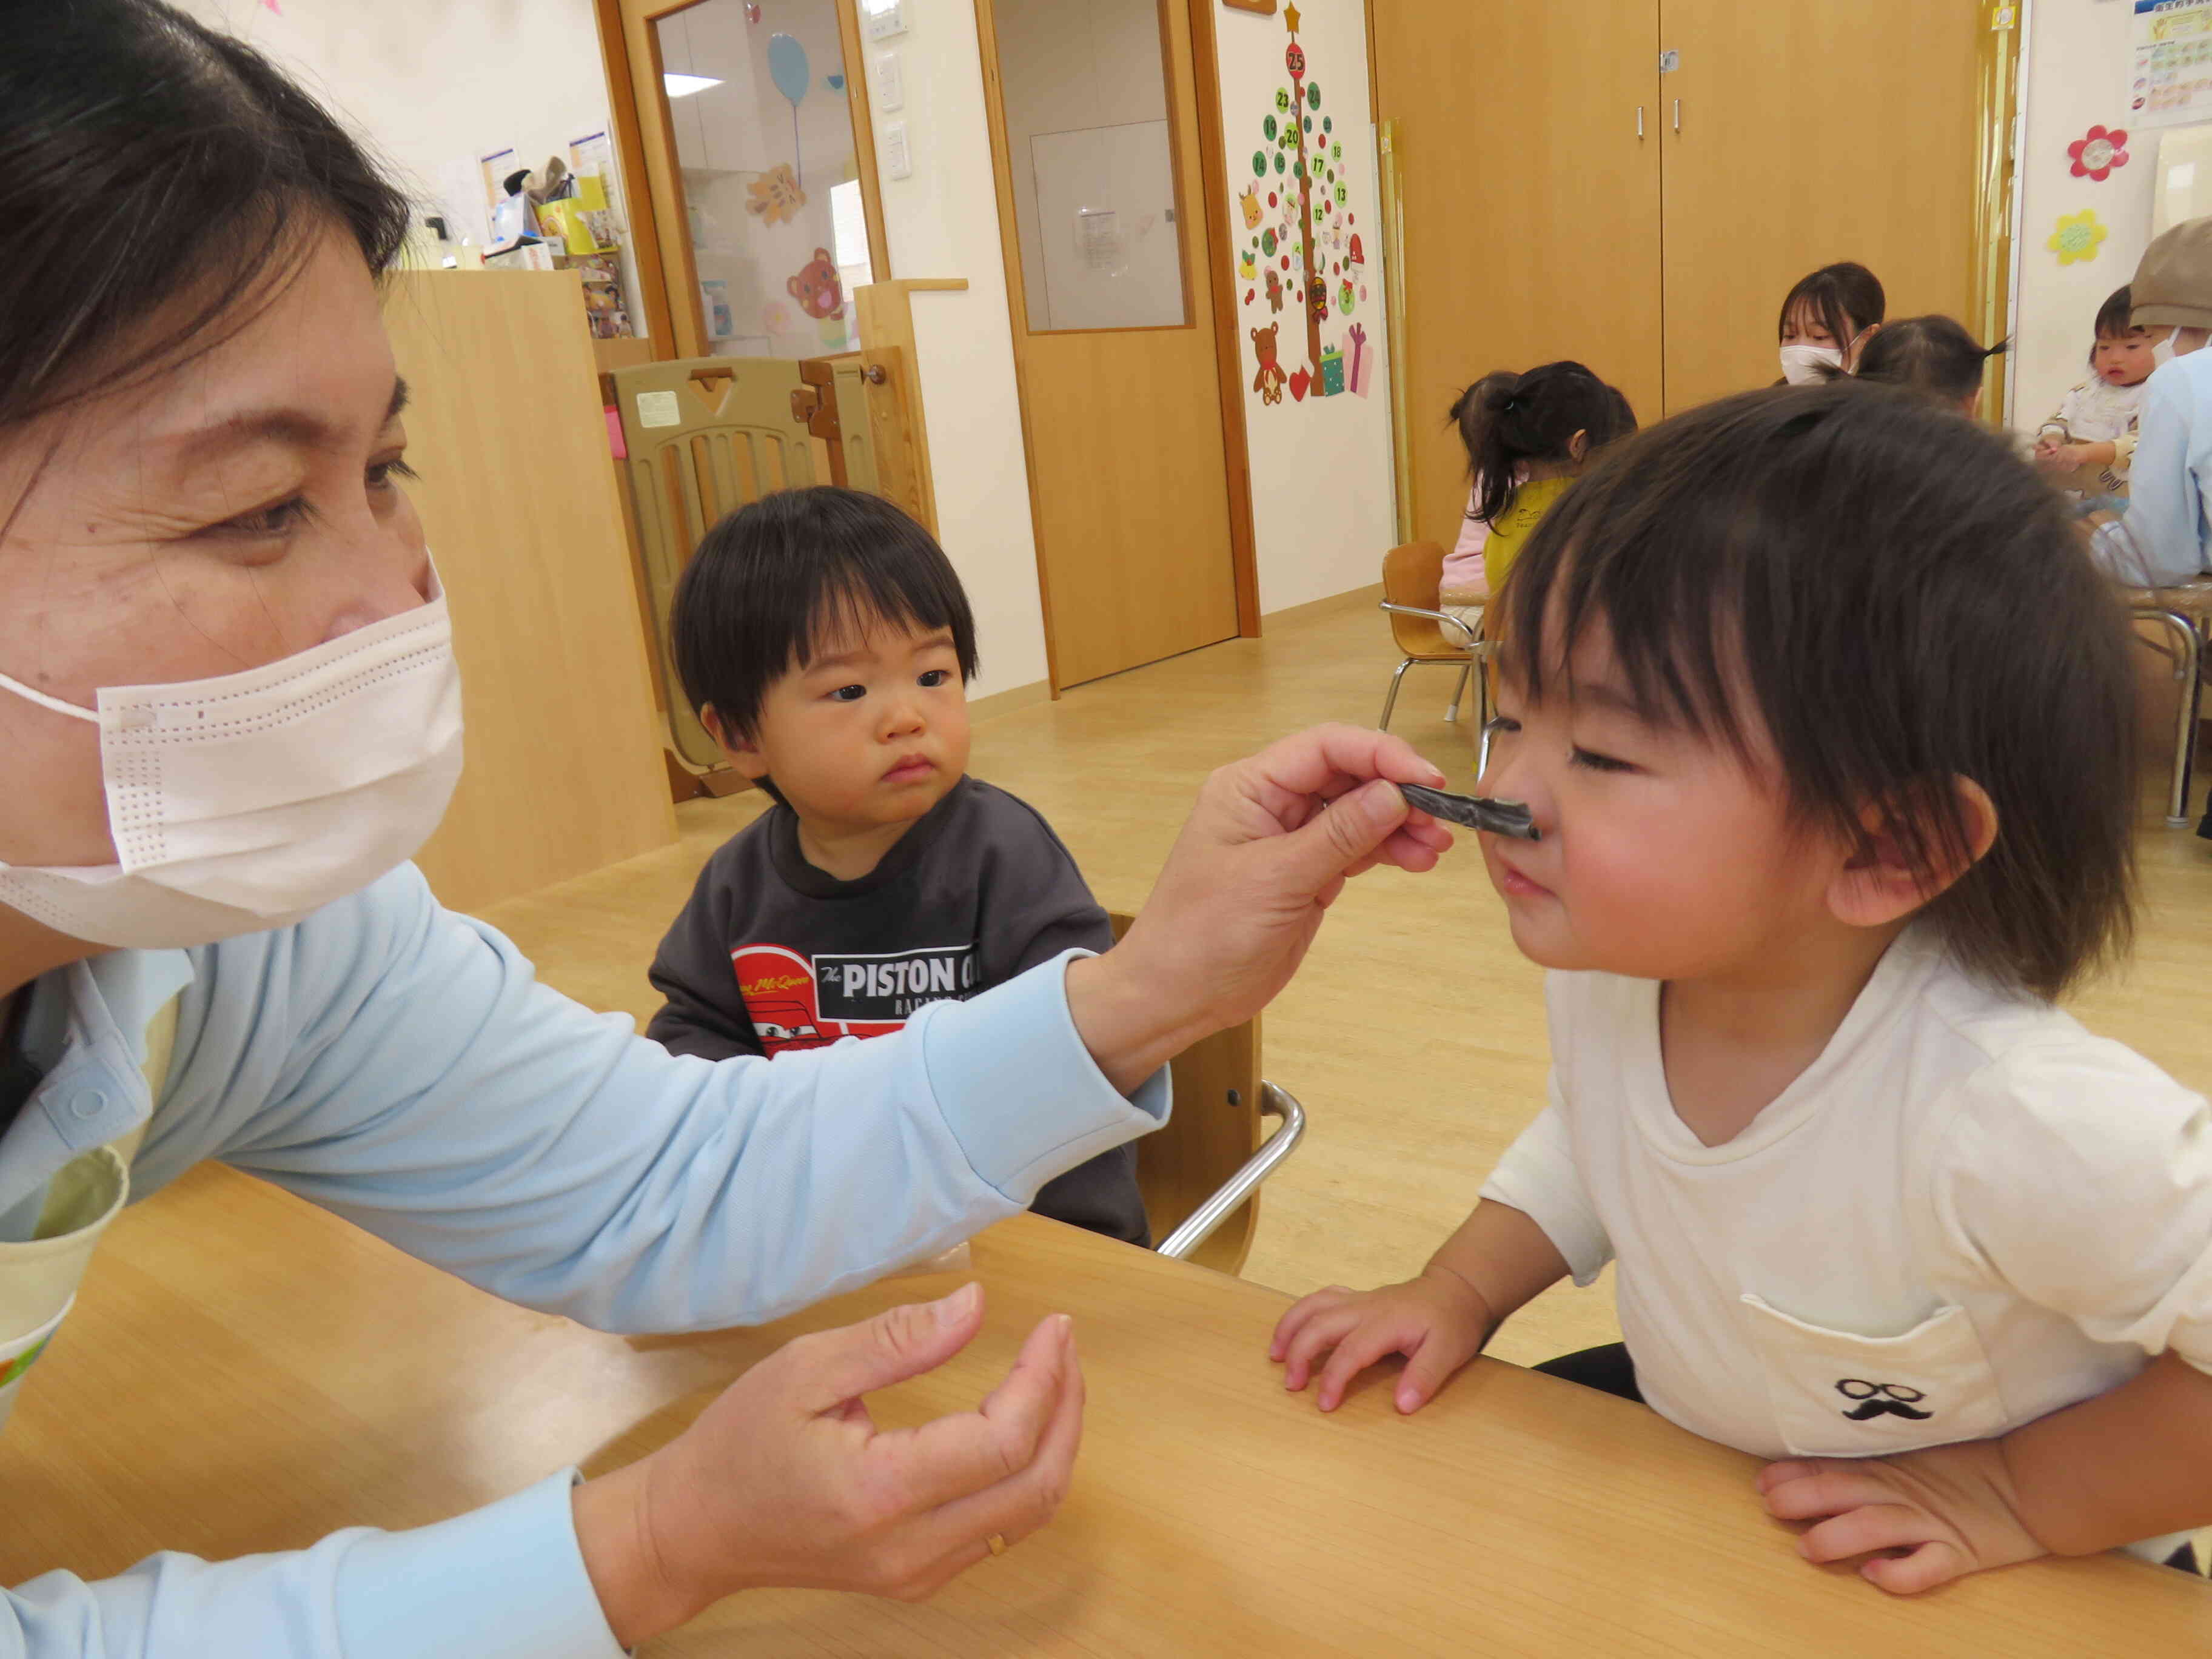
[1498, 454, 1754, 756]
[796, 551, 970, 671]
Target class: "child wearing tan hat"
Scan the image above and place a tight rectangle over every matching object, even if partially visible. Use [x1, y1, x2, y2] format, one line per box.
[2116, 216, 2212, 585]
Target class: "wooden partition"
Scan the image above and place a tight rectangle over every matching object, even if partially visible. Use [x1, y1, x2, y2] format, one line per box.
[383, 270, 676, 913]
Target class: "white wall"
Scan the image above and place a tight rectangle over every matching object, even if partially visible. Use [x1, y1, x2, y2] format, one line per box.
[1211, 0, 1396, 613]
[2014, 0, 2162, 429]
[848, 0, 1053, 696]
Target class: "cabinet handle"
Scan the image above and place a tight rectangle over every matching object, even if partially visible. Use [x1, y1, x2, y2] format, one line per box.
[1637, 105, 1644, 138]
[1673, 98, 1681, 133]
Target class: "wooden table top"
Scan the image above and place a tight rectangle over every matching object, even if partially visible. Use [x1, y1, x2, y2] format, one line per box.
[5, 1163, 2204, 1654]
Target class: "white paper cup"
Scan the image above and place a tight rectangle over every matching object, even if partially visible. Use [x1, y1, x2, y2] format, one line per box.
[0, 1144, 128, 1435]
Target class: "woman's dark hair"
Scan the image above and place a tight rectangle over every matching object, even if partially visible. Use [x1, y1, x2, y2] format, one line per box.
[672, 486, 979, 754]
[1, 0, 411, 427]
[1455, 362, 1638, 527]
[1854, 315, 2006, 407]
[1777, 261, 1886, 347]
[1500, 383, 2136, 1001]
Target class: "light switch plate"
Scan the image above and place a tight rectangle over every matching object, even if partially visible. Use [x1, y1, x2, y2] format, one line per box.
[863, 0, 908, 41]
[874, 52, 903, 111]
[883, 121, 912, 179]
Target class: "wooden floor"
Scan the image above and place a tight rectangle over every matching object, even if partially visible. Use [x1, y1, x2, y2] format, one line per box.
[479, 591, 2212, 1380]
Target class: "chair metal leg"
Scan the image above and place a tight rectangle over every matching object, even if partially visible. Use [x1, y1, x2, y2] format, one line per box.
[1379, 657, 1414, 729]
[2143, 609, 2202, 827]
[1446, 661, 1471, 723]
[1475, 660, 1493, 779]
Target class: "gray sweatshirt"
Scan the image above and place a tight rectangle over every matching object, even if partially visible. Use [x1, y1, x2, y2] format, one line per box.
[646, 776, 1148, 1244]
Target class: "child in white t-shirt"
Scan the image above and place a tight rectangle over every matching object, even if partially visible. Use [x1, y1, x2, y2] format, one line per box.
[2033, 284, 2153, 506]
[1272, 380, 2212, 1589]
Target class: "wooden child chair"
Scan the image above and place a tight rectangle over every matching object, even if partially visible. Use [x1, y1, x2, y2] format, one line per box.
[1107, 914, 1305, 1276]
[1379, 540, 1485, 732]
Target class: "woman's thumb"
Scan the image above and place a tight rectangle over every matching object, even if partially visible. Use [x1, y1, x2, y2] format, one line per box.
[1278, 777, 1409, 891]
[799, 1283, 986, 1412]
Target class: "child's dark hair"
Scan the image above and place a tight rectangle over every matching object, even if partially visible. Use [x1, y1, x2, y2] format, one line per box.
[1500, 383, 2136, 1000]
[1777, 261, 1886, 347]
[2092, 285, 2138, 366]
[1854, 315, 2006, 406]
[671, 486, 979, 745]
[1455, 361, 1637, 527]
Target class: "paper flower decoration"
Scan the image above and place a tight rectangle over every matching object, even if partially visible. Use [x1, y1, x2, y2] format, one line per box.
[2048, 209, 2108, 266]
[746, 163, 806, 225]
[2068, 125, 2129, 183]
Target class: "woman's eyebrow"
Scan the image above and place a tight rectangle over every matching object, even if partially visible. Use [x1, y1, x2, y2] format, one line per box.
[166, 375, 409, 468]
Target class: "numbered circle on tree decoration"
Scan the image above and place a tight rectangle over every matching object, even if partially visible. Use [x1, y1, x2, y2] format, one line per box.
[1331, 141, 1342, 161]
[1308, 82, 1321, 107]
[1333, 181, 1349, 205]
[1273, 152, 1285, 173]
[1264, 114, 1278, 141]
[1286, 42, 1305, 75]
[1323, 115, 1333, 133]
[1252, 151, 1267, 175]
[1275, 87, 1292, 111]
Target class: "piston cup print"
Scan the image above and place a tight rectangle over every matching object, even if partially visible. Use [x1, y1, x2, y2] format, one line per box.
[0, 1144, 129, 1433]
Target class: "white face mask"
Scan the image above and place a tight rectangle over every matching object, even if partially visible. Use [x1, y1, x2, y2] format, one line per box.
[0, 577, 463, 950]
[1778, 342, 1845, 386]
[2154, 331, 2182, 369]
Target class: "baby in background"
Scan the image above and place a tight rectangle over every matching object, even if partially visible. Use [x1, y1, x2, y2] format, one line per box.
[1273, 382, 2212, 1590]
[2034, 284, 2152, 506]
[643, 486, 1148, 1245]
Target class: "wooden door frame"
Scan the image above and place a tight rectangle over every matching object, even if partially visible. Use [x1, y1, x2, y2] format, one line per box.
[591, 0, 894, 363]
[973, 0, 1262, 691]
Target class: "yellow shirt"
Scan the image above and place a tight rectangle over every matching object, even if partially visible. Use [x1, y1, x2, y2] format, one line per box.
[1482, 474, 1577, 596]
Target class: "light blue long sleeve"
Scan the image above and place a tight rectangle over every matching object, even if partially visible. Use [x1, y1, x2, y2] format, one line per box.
[2111, 354, 2212, 586]
[1, 863, 1167, 1657]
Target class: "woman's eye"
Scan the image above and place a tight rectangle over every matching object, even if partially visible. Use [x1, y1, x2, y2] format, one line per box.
[829, 684, 866, 703]
[367, 457, 420, 491]
[204, 497, 314, 539]
[918, 669, 951, 688]
[1569, 746, 1634, 774]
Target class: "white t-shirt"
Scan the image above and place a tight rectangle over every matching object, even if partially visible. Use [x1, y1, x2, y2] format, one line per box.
[1481, 929, 2212, 1552]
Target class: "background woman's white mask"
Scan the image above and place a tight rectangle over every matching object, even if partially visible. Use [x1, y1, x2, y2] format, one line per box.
[1778, 343, 1845, 386]
[0, 578, 462, 950]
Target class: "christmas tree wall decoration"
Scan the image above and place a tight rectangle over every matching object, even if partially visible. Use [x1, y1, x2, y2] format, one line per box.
[1238, 2, 1362, 404]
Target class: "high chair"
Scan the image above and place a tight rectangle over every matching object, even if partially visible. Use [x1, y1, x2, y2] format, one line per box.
[1379, 540, 1485, 733]
[1107, 914, 1305, 1275]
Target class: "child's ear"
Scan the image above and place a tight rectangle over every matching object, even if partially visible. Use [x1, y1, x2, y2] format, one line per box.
[1826, 777, 1998, 930]
[700, 704, 771, 782]
[1567, 428, 1590, 464]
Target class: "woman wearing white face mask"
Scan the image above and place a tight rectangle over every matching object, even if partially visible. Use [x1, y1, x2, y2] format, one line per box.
[1775, 261, 1886, 386]
[2103, 216, 2212, 602]
[0, 7, 1455, 1655]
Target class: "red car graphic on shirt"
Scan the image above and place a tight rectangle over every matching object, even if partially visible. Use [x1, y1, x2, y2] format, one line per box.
[729, 941, 978, 1056]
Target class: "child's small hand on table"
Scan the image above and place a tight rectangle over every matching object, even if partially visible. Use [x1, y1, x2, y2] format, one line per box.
[1269, 1267, 1492, 1415]
[1756, 1438, 2046, 1594]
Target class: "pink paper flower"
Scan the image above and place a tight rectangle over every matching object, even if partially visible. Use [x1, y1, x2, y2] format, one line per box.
[2068, 126, 2129, 183]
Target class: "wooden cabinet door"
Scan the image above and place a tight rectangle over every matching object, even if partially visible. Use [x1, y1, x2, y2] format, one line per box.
[1657, 0, 1983, 412]
[1372, 0, 1663, 549]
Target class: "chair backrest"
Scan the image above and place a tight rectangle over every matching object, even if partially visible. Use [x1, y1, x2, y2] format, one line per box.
[1108, 913, 1264, 1276]
[1380, 540, 1463, 660]
[611, 357, 820, 768]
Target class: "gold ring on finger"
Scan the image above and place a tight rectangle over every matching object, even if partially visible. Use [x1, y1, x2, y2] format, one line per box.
[987, 1533, 1008, 1557]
